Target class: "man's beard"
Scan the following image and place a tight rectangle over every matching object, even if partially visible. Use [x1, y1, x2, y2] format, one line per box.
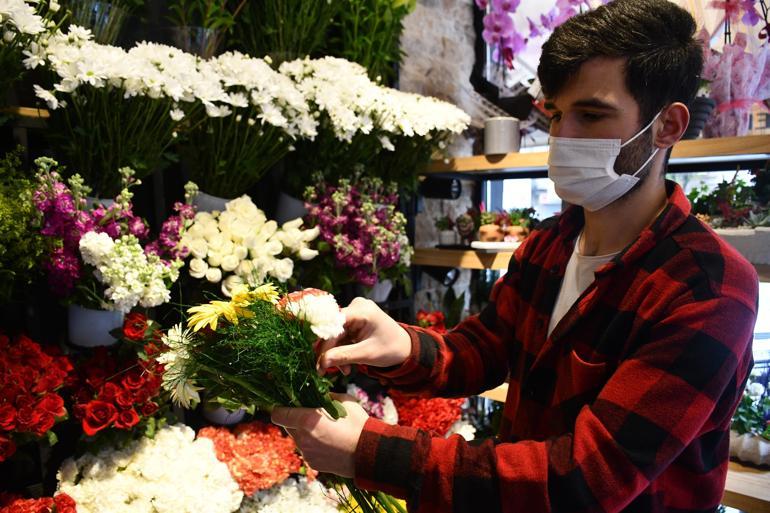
[611, 127, 657, 203]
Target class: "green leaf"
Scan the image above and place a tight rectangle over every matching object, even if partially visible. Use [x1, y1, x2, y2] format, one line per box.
[46, 430, 58, 447]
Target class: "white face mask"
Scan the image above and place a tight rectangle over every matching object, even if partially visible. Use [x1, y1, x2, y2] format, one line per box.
[547, 112, 661, 212]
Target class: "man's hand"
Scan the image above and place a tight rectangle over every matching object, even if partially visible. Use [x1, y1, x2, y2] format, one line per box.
[271, 394, 369, 478]
[316, 297, 412, 375]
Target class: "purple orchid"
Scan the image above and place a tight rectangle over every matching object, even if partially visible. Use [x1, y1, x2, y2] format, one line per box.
[483, 11, 515, 46]
[492, 0, 520, 13]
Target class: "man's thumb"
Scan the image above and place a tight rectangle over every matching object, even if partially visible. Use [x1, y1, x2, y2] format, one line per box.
[320, 342, 371, 370]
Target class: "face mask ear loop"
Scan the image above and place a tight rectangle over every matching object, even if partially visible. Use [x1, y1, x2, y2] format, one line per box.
[630, 147, 660, 178]
[620, 110, 662, 148]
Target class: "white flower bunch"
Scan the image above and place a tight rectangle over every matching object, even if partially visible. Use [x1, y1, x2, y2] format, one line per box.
[279, 289, 346, 340]
[79, 231, 183, 313]
[0, 0, 49, 37]
[238, 477, 339, 513]
[157, 324, 200, 409]
[279, 56, 383, 143]
[279, 56, 470, 146]
[27, 25, 231, 114]
[57, 424, 243, 513]
[204, 51, 317, 139]
[446, 419, 477, 441]
[181, 195, 319, 297]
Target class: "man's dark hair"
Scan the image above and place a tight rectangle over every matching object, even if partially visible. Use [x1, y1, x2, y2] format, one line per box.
[538, 0, 703, 125]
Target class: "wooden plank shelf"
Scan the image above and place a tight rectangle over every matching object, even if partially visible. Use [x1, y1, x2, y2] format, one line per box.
[0, 106, 50, 119]
[479, 383, 770, 512]
[413, 248, 513, 270]
[425, 134, 770, 177]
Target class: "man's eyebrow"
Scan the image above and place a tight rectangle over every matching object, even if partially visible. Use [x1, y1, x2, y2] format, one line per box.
[543, 98, 620, 111]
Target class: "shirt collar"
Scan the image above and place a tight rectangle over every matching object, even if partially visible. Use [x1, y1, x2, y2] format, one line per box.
[555, 180, 692, 272]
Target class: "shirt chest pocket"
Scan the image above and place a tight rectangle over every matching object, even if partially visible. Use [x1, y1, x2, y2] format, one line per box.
[553, 348, 611, 405]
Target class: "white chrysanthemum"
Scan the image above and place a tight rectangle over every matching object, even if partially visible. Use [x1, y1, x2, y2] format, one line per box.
[57, 424, 243, 513]
[238, 477, 339, 513]
[281, 291, 345, 340]
[446, 419, 476, 441]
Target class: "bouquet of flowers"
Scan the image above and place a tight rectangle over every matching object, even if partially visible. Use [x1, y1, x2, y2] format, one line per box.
[0, 493, 76, 513]
[68, 313, 170, 444]
[0, 0, 59, 103]
[185, 52, 317, 197]
[33, 159, 187, 312]
[158, 284, 403, 512]
[0, 332, 73, 463]
[415, 309, 447, 334]
[199, 421, 311, 496]
[302, 176, 413, 294]
[25, 25, 231, 196]
[0, 148, 46, 303]
[180, 194, 319, 297]
[57, 424, 243, 513]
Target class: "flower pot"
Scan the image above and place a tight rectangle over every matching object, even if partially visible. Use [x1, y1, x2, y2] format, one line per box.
[438, 230, 457, 246]
[68, 0, 129, 45]
[274, 192, 308, 225]
[193, 191, 230, 213]
[363, 279, 393, 303]
[683, 96, 716, 140]
[484, 117, 521, 155]
[478, 224, 505, 242]
[202, 404, 246, 426]
[68, 304, 124, 347]
[730, 430, 770, 466]
[168, 26, 223, 59]
[715, 227, 770, 265]
[84, 196, 115, 209]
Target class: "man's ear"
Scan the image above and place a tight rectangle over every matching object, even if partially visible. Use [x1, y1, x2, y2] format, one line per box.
[654, 102, 689, 149]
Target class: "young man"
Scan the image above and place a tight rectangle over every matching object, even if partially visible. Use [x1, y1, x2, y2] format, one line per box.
[271, 1, 759, 511]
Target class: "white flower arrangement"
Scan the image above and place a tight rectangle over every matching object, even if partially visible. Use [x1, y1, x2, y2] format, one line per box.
[79, 231, 183, 313]
[180, 195, 319, 296]
[57, 424, 243, 513]
[0, 0, 49, 37]
[237, 477, 340, 513]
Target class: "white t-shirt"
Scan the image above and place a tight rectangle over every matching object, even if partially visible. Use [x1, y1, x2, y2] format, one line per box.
[547, 232, 620, 337]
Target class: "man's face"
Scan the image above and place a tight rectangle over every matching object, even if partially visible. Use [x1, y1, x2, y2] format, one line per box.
[545, 57, 657, 180]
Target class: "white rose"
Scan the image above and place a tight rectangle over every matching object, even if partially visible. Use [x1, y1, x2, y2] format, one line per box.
[748, 382, 765, 399]
[220, 275, 244, 298]
[233, 245, 248, 261]
[207, 234, 226, 250]
[270, 258, 294, 282]
[298, 247, 319, 261]
[208, 252, 223, 268]
[282, 218, 303, 231]
[263, 240, 283, 257]
[186, 223, 205, 239]
[226, 196, 260, 219]
[230, 219, 253, 242]
[194, 212, 215, 224]
[189, 258, 208, 279]
[221, 254, 240, 272]
[261, 220, 278, 239]
[188, 238, 208, 259]
[205, 267, 223, 283]
[220, 239, 235, 256]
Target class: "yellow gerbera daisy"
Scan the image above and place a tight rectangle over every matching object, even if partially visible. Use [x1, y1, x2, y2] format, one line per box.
[187, 283, 280, 332]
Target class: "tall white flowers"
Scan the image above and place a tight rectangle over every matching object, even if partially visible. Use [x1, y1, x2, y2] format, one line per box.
[57, 424, 243, 513]
[181, 195, 319, 296]
[0, 0, 47, 37]
[79, 231, 183, 313]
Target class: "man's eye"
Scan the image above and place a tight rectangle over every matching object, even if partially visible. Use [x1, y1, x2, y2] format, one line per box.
[581, 112, 603, 122]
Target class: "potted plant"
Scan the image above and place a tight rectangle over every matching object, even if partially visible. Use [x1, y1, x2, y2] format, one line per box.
[688, 172, 770, 264]
[497, 207, 538, 242]
[731, 370, 770, 466]
[435, 215, 456, 246]
[478, 209, 504, 242]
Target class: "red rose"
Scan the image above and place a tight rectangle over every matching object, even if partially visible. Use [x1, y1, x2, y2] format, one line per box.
[54, 493, 77, 513]
[37, 394, 66, 418]
[32, 413, 55, 437]
[82, 401, 117, 436]
[115, 389, 135, 410]
[113, 408, 140, 430]
[123, 312, 148, 341]
[0, 434, 16, 463]
[140, 402, 159, 417]
[121, 369, 145, 392]
[97, 382, 121, 403]
[16, 404, 42, 433]
[0, 404, 17, 432]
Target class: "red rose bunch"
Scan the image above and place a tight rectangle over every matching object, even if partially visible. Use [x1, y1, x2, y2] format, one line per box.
[389, 390, 465, 437]
[416, 310, 447, 334]
[0, 333, 72, 463]
[0, 493, 76, 513]
[199, 421, 313, 496]
[71, 314, 165, 437]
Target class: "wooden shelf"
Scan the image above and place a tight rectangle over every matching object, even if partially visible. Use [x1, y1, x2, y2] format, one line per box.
[479, 383, 770, 512]
[425, 134, 770, 177]
[413, 248, 512, 270]
[0, 106, 50, 119]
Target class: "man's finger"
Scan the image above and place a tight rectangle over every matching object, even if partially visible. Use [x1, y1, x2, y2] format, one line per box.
[319, 340, 374, 371]
[271, 407, 318, 429]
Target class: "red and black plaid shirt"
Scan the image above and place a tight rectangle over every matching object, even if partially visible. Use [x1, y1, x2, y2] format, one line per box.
[355, 181, 758, 513]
